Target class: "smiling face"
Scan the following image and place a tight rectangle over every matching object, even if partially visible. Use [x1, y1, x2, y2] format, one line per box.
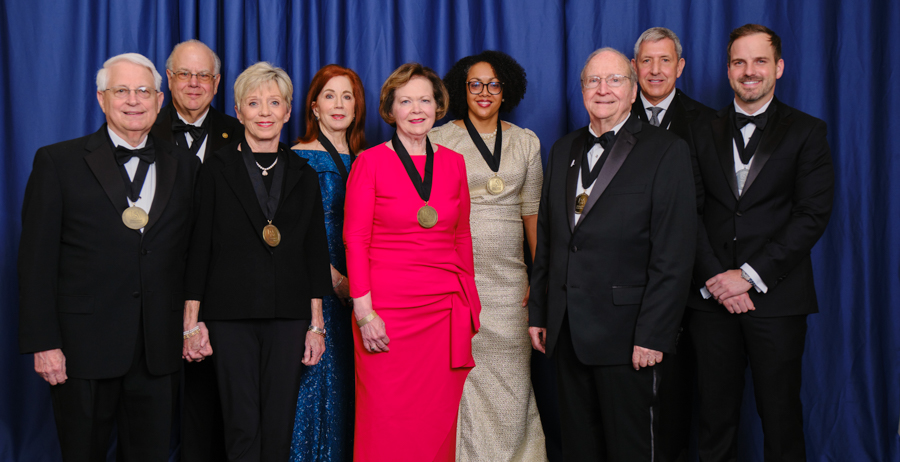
[167, 42, 220, 122]
[582, 51, 637, 133]
[465, 61, 502, 124]
[97, 60, 164, 146]
[235, 81, 290, 149]
[633, 38, 685, 105]
[728, 33, 784, 113]
[312, 75, 355, 134]
[391, 76, 436, 139]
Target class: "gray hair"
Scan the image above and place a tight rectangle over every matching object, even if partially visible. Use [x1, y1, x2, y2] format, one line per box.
[233, 62, 293, 110]
[166, 39, 221, 75]
[580, 47, 637, 87]
[96, 53, 162, 91]
[634, 27, 683, 60]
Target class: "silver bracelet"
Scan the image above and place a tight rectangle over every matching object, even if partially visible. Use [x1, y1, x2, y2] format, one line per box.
[308, 325, 326, 337]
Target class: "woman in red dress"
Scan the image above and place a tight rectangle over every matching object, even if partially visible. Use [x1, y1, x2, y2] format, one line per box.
[344, 63, 481, 462]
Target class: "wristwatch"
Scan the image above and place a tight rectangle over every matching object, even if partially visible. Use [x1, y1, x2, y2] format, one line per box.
[740, 269, 759, 291]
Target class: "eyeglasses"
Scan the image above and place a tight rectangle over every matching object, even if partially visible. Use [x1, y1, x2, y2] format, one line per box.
[467, 80, 503, 95]
[582, 75, 631, 89]
[104, 86, 156, 100]
[169, 70, 216, 83]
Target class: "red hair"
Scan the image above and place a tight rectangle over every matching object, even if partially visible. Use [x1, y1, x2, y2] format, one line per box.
[295, 64, 367, 154]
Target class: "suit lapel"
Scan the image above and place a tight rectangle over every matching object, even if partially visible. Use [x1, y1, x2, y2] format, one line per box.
[208, 108, 239, 153]
[83, 127, 137, 232]
[664, 91, 688, 135]
[576, 117, 639, 228]
[631, 100, 649, 124]
[742, 100, 791, 195]
[221, 146, 270, 246]
[274, 149, 308, 224]
[144, 135, 176, 232]
[154, 105, 176, 144]
[711, 110, 740, 200]
[566, 129, 588, 233]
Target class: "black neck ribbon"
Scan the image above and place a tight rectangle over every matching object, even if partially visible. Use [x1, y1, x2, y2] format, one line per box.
[317, 133, 353, 183]
[463, 115, 502, 173]
[391, 131, 434, 203]
[114, 138, 155, 203]
[732, 104, 776, 165]
[580, 131, 616, 189]
[240, 141, 285, 221]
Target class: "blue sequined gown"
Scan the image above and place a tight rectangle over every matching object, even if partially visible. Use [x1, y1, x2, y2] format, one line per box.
[290, 149, 354, 462]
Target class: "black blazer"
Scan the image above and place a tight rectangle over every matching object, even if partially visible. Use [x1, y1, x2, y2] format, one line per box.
[151, 103, 244, 162]
[631, 89, 716, 149]
[184, 142, 332, 320]
[18, 126, 199, 379]
[528, 116, 697, 365]
[688, 98, 834, 316]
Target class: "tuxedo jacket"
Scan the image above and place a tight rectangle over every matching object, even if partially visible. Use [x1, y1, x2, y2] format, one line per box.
[18, 126, 200, 379]
[151, 103, 244, 162]
[184, 142, 332, 320]
[528, 116, 697, 366]
[631, 89, 716, 148]
[688, 98, 834, 316]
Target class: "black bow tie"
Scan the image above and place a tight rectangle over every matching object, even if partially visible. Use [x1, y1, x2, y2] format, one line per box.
[586, 130, 616, 150]
[735, 112, 768, 131]
[115, 144, 156, 165]
[172, 118, 206, 141]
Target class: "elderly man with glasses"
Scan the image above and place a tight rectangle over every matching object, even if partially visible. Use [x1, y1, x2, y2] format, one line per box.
[528, 47, 696, 461]
[150, 39, 242, 462]
[18, 52, 200, 461]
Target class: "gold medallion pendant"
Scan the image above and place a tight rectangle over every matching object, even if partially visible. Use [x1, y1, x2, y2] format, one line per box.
[122, 206, 149, 230]
[417, 204, 439, 228]
[574, 193, 589, 214]
[486, 175, 505, 195]
[263, 221, 281, 247]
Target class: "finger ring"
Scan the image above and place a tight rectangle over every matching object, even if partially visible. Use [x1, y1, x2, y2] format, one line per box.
[648, 360, 655, 365]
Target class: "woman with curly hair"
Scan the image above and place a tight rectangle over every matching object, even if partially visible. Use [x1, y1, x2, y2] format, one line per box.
[429, 50, 547, 461]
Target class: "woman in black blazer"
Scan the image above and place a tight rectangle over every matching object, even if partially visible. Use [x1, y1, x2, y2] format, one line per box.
[182, 62, 332, 461]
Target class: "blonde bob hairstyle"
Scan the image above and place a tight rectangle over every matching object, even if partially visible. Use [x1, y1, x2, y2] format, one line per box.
[378, 63, 448, 126]
[233, 62, 293, 111]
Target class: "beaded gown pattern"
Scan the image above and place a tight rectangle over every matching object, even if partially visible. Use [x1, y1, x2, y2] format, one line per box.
[429, 122, 548, 461]
[290, 149, 354, 462]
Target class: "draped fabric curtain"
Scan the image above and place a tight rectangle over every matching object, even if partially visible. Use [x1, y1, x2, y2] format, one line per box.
[1, 1, 897, 460]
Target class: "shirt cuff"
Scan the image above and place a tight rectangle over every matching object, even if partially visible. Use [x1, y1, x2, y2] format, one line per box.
[701, 287, 712, 299]
[740, 263, 768, 293]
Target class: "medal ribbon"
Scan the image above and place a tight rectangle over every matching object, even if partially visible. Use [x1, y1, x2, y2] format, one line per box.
[581, 131, 616, 189]
[114, 138, 155, 203]
[240, 141, 285, 221]
[317, 133, 353, 184]
[463, 115, 502, 173]
[391, 131, 434, 203]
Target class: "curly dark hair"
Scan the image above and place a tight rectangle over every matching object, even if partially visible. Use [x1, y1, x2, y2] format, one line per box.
[443, 50, 527, 119]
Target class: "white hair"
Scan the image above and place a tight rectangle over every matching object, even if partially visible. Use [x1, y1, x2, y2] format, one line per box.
[166, 39, 221, 75]
[96, 53, 162, 91]
[634, 27, 684, 60]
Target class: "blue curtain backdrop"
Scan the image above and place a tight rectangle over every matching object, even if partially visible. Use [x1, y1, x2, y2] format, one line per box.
[1, 0, 897, 460]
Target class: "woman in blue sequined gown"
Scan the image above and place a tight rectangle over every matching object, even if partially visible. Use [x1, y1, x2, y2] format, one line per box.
[290, 65, 367, 462]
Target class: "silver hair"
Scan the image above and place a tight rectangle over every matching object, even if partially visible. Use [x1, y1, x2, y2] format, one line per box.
[580, 47, 638, 86]
[166, 39, 222, 75]
[634, 27, 683, 60]
[233, 62, 293, 111]
[96, 53, 162, 91]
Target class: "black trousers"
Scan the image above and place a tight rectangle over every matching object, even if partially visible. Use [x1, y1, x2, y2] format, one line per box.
[49, 331, 177, 462]
[181, 358, 226, 462]
[689, 310, 808, 462]
[206, 319, 309, 462]
[656, 312, 696, 462]
[554, 315, 659, 461]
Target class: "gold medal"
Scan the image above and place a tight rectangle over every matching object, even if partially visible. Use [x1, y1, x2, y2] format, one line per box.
[263, 221, 281, 247]
[417, 204, 438, 228]
[486, 175, 505, 195]
[122, 206, 149, 230]
[575, 193, 589, 214]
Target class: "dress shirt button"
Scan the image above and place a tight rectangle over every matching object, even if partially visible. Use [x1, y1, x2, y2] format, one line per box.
[571, 246, 578, 253]
[132, 292, 140, 298]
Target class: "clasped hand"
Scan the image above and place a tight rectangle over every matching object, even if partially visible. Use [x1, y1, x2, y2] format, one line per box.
[183, 322, 212, 362]
[706, 269, 756, 314]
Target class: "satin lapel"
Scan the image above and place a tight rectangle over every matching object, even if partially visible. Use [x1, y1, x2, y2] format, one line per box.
[274, 150, 308, 223]
[742, 102, 791, 196]
[144, 136, 176, 232]
[153, 105, 175, 144]
[83, 128, 134, 230]
[221, 148, 269, 244]
[711, 112, 739, 200]
[576, 119, 638, 228]
[566, 130, 588, 233]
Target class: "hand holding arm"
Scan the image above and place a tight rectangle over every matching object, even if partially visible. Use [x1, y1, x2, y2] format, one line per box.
[720, 292, 756, 314]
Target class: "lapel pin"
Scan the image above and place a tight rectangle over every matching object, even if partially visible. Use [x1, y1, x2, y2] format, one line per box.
[570, 159, 575, 167]
[222, 133, 228, 139]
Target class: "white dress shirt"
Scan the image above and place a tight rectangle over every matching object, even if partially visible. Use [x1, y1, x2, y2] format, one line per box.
[572, 115, 630, 224]
[177, 108, 210, 162]
[639, 89, 677, 130]
[108, 128, 156, 232]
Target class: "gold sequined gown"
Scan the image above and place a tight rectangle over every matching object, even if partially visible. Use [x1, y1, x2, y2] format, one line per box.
[429, 121, 548, 462]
